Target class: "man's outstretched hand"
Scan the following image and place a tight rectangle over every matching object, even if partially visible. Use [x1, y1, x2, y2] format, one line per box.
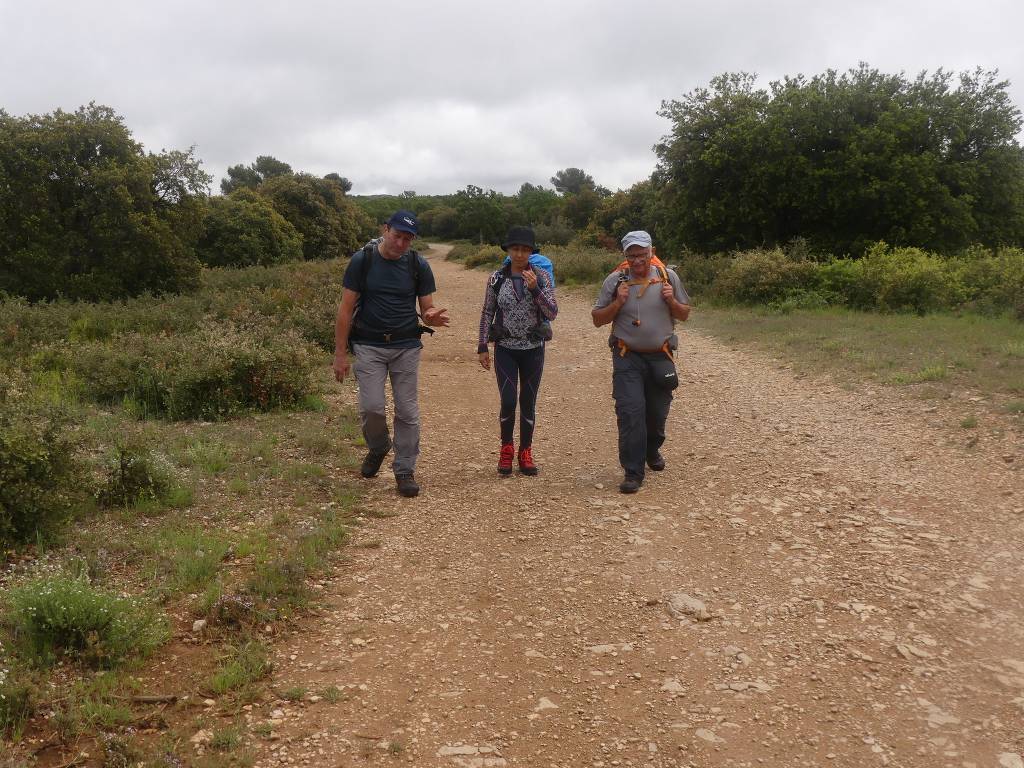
[422, 307, 450, 327]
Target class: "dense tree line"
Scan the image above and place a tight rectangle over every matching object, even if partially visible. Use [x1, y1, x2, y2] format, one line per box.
[649, 65, 1024, 256]
[3, 65, 1023, 303]
[0, 104, 210, 300]
[0, 106, 369, 301]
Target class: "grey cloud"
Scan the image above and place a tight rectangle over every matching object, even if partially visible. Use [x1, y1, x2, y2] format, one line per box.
[2, 0, 1021, 196]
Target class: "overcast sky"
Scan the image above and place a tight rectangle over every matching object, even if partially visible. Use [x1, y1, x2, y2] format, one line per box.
[2, 0, 1021, 196]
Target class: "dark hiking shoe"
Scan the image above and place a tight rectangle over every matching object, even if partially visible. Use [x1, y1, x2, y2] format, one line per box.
[396, 473, 420, 498]
[619, 475, 642, 494]
[517, 446, 538, 476]
[360, 447, 390, 478]
[647, 452, 665, 471]
[498, 443, 515, 475]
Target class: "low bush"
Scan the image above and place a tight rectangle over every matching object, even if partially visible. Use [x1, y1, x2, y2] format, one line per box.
[533, 217, 575, 246]
[1, 258, 344, 361]
[463, 245, 504, 270]
[674, 251, 732, 298]
[0, 370, 82, 546]
[96, 443, 178, 509]
[39, 323, 320, 420]
[544, 244, 621, 285]
[712, 248, 820, 305]
[5, 574, 168, 668]
[857, 243, 955, 314]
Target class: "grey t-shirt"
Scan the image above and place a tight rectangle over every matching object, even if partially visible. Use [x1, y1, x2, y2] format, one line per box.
[594, 266, 690, 350]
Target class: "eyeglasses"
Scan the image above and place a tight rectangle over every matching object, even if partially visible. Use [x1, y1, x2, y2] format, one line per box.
[624, 252, 650, 260]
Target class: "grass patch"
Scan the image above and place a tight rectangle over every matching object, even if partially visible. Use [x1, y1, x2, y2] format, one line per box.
[0, 666, 37, 738]
[141, 525, 231, 595]
[691, 307, 1024, 401]
[210, 724, 244, 751]
[40, 671, 139, 744]
[208, 640, 272, 696]
[182, 439, 233, 475]
[281, 685, 306, 701]
[960, 415, 978, 428]
[5, 574, 168, 668]
[321, 685, 343, 703]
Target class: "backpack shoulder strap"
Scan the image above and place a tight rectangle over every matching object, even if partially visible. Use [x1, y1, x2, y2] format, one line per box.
[490, 263, 511, 295]
[406, 249, 423, 295]
[358, 244, 375, 294]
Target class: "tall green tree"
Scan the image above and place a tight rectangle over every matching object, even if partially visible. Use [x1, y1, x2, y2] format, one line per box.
[324, 172, 353, 193]
[452, 185, 509, 243]
[220, 155, 293, 194]
[550, 167, 596, 195]
[258, 173, 368, 259]
[515, 183, 561, 225]
[655, 66, 1024, 256]
[196, 191, 303, 268]
[0, 104, 209, 301]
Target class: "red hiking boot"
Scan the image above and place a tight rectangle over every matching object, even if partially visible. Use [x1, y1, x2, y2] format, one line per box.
[498, 443, 515, 475]
[518, 446, 539, 476]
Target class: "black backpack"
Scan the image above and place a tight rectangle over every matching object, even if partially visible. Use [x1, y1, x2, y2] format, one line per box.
[349, 243, 432, 346]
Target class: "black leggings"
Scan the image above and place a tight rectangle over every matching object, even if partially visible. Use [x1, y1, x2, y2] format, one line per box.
[494, 344, 545, 447]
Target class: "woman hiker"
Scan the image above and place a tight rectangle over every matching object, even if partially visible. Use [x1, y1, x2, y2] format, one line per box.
[477, 226, 558, 475]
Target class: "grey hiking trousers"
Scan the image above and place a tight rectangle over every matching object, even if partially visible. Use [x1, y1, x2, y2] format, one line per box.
[352, 344, 422, 476]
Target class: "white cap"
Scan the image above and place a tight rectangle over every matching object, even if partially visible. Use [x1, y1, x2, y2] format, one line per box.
[621, 230, 652, 251]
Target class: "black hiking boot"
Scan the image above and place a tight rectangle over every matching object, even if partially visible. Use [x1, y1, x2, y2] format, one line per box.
[647, 452, 665, 471]
[619, 474, 642, 494]
[396, 473, 420, 498]
[360, 443, 391, 478]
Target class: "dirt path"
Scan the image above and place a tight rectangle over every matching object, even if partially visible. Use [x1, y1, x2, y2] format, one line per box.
[251, 245, 1023, 768]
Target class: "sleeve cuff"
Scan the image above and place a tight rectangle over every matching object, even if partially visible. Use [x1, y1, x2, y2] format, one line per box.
[477, 344, 489, 355]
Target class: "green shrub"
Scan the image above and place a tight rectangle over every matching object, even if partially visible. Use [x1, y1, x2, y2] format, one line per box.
[196, 193, 303, 268]
[673, 251, 731, 298]
[40, 323, 319, 420]
[463, 245, 504, 270]
[544, 244, 620, 285]
[952, 246, 1024, 317]
[713, 248, 819, 304]
[858, 243, 957, 314]
[5, 575, 168, 667]
[533, 217, 575, 246]
[768, 289, 839, 313]
[0, 370, 82, 545]
[1, 258, 343, 362]
[96, 443, 177, 509]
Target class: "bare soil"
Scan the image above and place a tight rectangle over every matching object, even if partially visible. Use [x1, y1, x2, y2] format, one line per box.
[247, 245, 1023, 768]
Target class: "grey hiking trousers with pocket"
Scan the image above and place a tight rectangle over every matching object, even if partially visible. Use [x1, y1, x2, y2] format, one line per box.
[352, 344, 422, 476]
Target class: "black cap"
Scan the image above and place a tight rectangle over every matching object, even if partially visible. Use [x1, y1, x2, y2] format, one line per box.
[501, 225, 538, 253]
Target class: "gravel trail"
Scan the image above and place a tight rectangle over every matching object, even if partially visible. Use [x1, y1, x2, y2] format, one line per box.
[251, 245, 1023, 768]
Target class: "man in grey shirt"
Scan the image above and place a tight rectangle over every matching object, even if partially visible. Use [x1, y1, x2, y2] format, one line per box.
[592, 230, 691, 493]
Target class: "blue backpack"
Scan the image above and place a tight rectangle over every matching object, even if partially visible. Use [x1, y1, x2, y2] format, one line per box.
[501, 253, 555, 290]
